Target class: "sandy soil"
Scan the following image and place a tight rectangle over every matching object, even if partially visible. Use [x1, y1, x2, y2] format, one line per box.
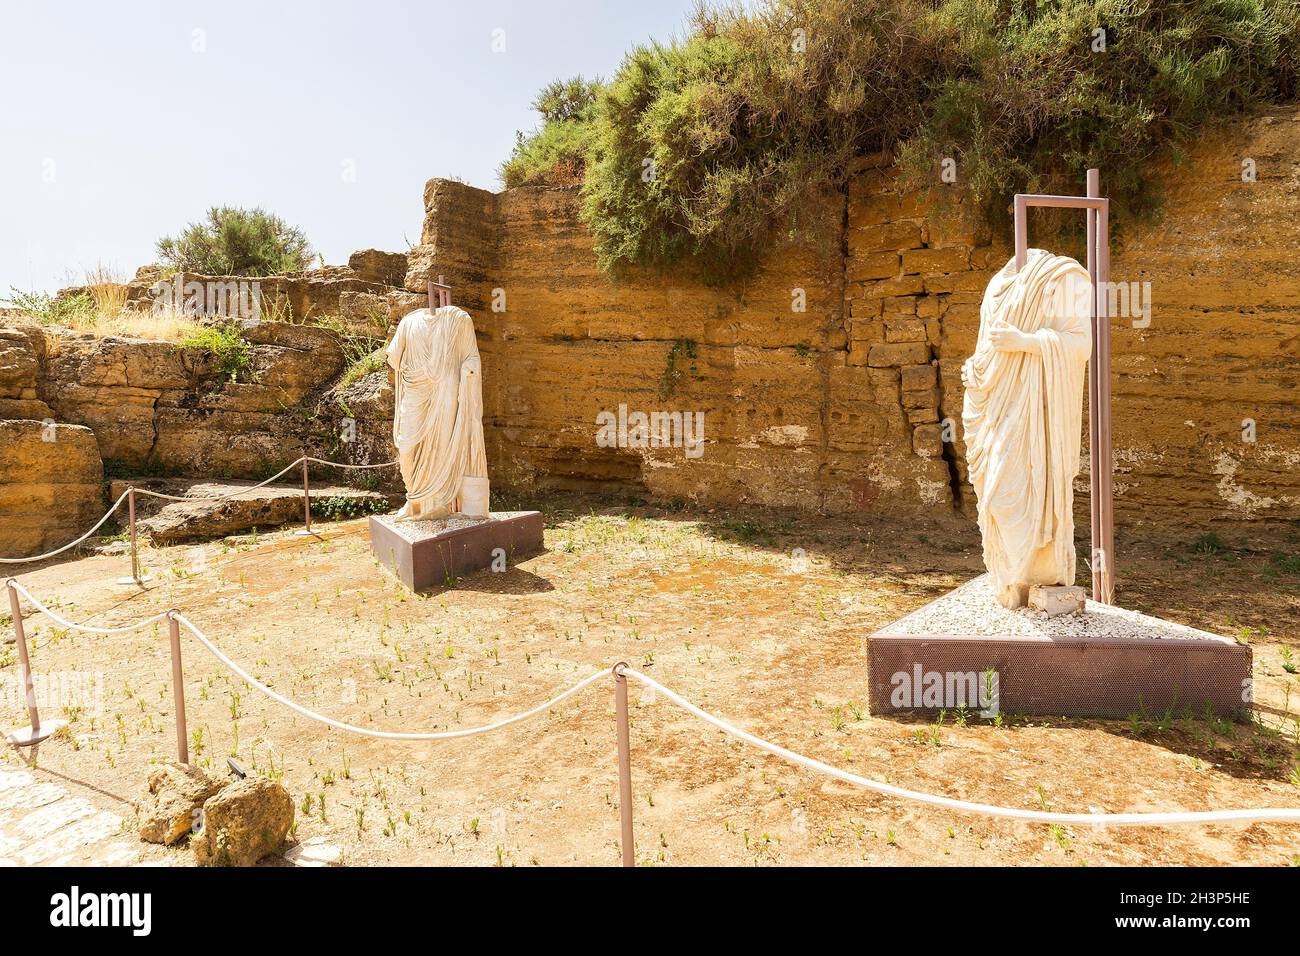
[2, 493, 1298, 866]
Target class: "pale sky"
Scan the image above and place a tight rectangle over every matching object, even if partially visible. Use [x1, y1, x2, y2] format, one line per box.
[0, 0, 698, 293]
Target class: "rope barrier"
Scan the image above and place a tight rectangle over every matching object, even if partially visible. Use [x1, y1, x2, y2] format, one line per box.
[7, 583, 1300, 833]
[7, 579, 169, 634]
[0, 454, 399, 563]
[133, 456, 398, 503]
[131, 458, 310, 504]
[0, 489, 133, 565]
[303, 457, 398, 471]
[174, 612, 606, 741]
[616, 667, 1300, 828]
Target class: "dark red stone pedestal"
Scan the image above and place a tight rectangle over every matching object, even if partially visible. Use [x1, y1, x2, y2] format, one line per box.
[368, 511, 544, 589]
[867, 632, 1251, 720]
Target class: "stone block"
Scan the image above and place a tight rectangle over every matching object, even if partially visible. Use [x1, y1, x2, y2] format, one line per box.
[902, 387, 938, 409]
[848, 251, 899, 281]
[868, 342, 930, 368]
[863, 275, 925, 299]
[852, 221, 922, 253]
[1028, 585, 1087, 617]
[900, 364, 937, 391]
[912, 423, 944, 458]
[902, 246, 972, 276]
[885, 318, 927, 342]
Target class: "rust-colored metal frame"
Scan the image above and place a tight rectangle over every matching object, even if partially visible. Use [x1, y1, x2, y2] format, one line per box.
[428, 273, 452, 309]
[1013, 168, 1114, 604]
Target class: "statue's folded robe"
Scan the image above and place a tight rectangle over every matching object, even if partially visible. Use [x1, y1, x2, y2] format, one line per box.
[386, 305, 488, 515]
[961, 249, 1092, 605]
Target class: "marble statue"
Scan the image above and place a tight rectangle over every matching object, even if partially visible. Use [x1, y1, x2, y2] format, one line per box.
[386, 304, 489, 520]
[961, 248, 1092, 608]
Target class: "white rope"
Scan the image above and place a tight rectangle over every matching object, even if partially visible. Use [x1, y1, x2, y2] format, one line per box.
[303, 457, 397, 470]
[173, 612, 607, 740]
[0, 489, 131, 564]
[619, 667, 1300, 827]
[132, 457, 309, 503]
[7, 580, 169, 635]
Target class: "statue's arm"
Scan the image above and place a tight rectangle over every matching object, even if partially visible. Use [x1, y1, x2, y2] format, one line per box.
[988, 320, 1042, 356]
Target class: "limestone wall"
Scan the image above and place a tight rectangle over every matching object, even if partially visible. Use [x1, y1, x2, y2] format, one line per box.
[404, 106, 1300, 523]
[0, 421, 104, 557]
[1, 109, 1294, 532]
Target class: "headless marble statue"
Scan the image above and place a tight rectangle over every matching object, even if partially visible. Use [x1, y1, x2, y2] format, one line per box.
[386, 304, 489, 521]
[961, 249, 1092, 608]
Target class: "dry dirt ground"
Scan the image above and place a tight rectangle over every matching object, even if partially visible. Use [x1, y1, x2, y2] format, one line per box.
[3, 492, 1299, 867]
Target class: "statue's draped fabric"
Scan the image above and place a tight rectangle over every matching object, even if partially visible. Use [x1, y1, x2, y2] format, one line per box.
[386, 305, 488, 517]
[962, 249, 1092, 605]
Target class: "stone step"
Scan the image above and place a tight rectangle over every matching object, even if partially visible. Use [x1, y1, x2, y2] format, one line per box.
[108, 478, 393, 544]
[0, 768, 145, 867]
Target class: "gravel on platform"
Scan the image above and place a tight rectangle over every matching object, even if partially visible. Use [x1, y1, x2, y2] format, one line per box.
[372, 512, 496, 542]
[873, 574, 1232, 643]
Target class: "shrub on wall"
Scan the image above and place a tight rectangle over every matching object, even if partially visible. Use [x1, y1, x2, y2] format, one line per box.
[505, 0, 1299, 279]
[501, 76, 602, 188]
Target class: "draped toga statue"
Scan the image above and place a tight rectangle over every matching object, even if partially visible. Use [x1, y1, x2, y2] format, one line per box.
[386, 304, 489, 521]
[961, 248, 1092, 609]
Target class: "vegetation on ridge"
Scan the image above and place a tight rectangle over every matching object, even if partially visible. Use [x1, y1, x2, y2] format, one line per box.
[502, 0, 1300, 280]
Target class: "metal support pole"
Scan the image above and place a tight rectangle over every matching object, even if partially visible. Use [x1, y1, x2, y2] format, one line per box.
[4, 579, 66, 747]
[167, 611, 188, 764]
[1013, 195, 1028, 272]
[295, 458, 314, 536]
[1096, 196, 1116, 604]
[116, 486, 150, 586]
[129, 486, 139, 582]
[614, 663, 634, 867]
[1086, 170, 1103, 603]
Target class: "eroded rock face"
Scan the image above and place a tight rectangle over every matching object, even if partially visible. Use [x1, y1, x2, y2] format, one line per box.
[0, 328, 52, 420]
[192, 777, 294, 867]
[23, 321, 352, 476]
[136, 763, 227, 846]
[339, 289, 424, 334]
[0, 420, 104, 558]
[348, 249, 409, 288]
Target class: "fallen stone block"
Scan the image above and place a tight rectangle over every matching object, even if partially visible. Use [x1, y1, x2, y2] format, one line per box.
[136, 762, 227, 845]
[192, 777, 294, 867]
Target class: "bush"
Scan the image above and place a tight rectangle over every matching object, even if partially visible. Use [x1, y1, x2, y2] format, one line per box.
[500, 76, 602, 188]
[157, 206, 313, 277]
[898, 0, 1300, 231]
[313, 494, 389, 521]
[180, 322, 256, 382]
[2, 287, 94, 325]
[340, 347, 387, 388]
[506, 0, 1299, 280]
[582, 0, 936, 278]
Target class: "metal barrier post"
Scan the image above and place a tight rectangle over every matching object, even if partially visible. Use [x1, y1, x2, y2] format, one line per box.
[116, 486, 151, 586]
[4, 579, 66, 747]
[167, 610, 189, 763]
[614, 662, 635, 867]
[295, 458, 314, 536]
